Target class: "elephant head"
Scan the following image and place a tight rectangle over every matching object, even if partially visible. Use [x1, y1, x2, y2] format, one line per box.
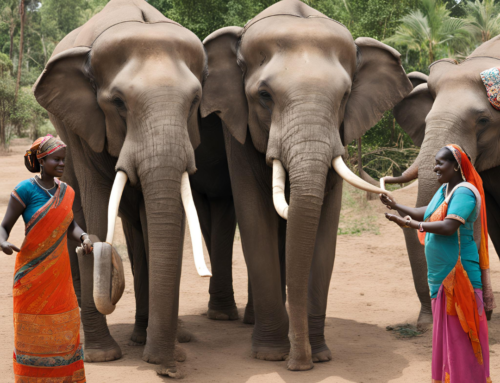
[201, 0, 411, 357]
[389, 36, 500, 206]
[33, 0, 208, 367]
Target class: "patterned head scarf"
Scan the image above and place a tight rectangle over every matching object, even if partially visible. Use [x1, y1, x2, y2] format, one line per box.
[24, 134, 66, 173]
[480, 67, 500, 110]
[444, 144, 489, 271]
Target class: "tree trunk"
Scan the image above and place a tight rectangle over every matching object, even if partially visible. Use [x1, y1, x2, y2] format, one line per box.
[15, 0, 25, 102]
[9, 23, 15, 61]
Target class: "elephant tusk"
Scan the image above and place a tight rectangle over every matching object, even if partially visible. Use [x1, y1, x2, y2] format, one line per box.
[106, 170, 128, 245]
[272, 160, 289, 220]
[332, 156, 393, 199]
[180, 172, 212, 277]
[382, 161, 419, 186]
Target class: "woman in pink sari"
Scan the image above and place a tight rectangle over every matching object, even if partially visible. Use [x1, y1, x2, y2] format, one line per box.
[381, 145, 494, 383]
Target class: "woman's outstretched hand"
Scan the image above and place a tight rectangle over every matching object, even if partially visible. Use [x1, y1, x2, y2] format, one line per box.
[380, 193, 397, 210]
[0, 241, 20, 255]
[385, 213, 407, 228]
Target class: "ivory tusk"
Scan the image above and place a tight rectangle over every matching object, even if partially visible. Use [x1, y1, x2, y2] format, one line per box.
[272, 160, 289, 220]
[106, 171, 128, 244]
[332, 156, 393, 198]
[180, 172, 212, 277]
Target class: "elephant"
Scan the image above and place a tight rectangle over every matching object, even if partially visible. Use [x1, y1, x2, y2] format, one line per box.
[189, 112, 241, 321]
[383, 35, 500, 325]
[200, 0, 412, 371]
[33, 0, 208, 376]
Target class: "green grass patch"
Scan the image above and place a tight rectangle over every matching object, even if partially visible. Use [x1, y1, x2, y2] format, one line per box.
[386, 324, 423, 339]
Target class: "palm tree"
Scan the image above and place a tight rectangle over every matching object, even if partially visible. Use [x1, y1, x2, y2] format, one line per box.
[464, 0, 500, 43]
[384, 0, 469, 67]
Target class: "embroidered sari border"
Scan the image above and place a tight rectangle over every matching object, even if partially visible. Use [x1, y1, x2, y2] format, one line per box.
[14, 232, 66, 285]
[11, 191, 26, 208]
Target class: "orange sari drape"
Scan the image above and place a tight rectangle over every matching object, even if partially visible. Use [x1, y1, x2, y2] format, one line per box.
[12, 182, 86, 383]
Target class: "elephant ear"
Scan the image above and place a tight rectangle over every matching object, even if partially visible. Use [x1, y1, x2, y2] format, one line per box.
[393, 83, 434, 147]
[407, 71, 428, 88]
[343, 37, 413, 145]
[34, 47, 106, 153]
[201, 26, 248, 145]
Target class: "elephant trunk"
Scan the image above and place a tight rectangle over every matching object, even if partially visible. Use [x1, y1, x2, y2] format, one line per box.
[285, 148, 329, 362]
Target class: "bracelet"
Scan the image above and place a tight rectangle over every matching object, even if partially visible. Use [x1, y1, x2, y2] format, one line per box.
[419, 222, 424, 232]
[80, 232, 89, 242]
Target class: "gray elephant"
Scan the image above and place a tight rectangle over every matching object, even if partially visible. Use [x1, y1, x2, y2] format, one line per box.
[383, 36, 500, 325]
[200, 0, 412, 371]
[33, 0, 208, 377]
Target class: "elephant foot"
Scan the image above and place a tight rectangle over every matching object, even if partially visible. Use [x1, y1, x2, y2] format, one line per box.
[177, 328, 192, 343]
[416, 307, 433, 331]
[156, 365, 183, 379]
[207, 307, 239, 321]
[251, 345, 289, 361]
[243, 305, 255, 325]
[312, 348, 332, 363]
[486, 310, 493, 321]
[286, 342, 313, 371]
[174, 345, 187, 362]
[84, 341, 122, 363]
[129, 325, 147, 346]
[287, 357, 314, 371]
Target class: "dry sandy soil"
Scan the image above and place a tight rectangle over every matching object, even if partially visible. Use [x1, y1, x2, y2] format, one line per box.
[1, 138, 499, 383]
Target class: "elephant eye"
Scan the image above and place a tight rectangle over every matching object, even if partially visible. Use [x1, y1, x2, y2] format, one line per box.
[259, 90, 272, 101]
[478, 117, 489, 125]
[112, 97, 126, 110]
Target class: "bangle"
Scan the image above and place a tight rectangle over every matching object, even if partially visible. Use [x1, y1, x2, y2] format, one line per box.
[419, 222, 424, 232]
[80, 232, 88, 242]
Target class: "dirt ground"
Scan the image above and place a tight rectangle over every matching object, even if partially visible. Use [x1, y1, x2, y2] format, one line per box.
[1, 138, 499, 383]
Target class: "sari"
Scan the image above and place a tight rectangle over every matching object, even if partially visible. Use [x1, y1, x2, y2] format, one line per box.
[12, 180, 86, 383]
[420, 145, 493, 383]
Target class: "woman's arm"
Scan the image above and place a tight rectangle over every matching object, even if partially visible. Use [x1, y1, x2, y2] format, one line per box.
[67, 220, 93, 254]
[380, 194, 427, 221]
[385, 214, 462, 236]
[0, 197, 24, 254]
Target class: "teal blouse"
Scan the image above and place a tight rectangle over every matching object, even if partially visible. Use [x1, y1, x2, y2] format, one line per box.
[424, 184, 482, 298]
[11, 178, 59, 224]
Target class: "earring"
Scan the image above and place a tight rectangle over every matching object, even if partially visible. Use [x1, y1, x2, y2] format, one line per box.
[40, 165, 44, 178]
[454, 168, 459, 172]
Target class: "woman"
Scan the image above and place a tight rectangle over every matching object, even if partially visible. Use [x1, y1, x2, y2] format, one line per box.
[0, 135, 92, 383]
[380, 144, 494, 383]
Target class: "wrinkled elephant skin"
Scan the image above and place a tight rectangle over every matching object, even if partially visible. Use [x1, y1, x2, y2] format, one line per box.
[201, 0, 412, 371]
[33, 0, 205, 376]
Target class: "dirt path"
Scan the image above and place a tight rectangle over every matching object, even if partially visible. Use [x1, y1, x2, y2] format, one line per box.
[1, 139, 499, 382]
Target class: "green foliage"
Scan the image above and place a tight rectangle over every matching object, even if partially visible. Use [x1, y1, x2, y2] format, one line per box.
[384, 0, 469, 68]
[0, 51, 12, 75]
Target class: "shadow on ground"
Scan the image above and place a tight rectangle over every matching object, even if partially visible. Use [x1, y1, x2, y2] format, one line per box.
[98, 312, 419, 383]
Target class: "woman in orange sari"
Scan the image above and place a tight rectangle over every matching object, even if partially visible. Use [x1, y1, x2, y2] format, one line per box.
[0, 135, 93, 383]
[381, 145, 494, 383]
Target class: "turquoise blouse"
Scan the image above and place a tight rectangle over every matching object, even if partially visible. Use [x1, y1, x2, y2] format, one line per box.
[424, 184, 482, 298]
[12, 178, 59, 224]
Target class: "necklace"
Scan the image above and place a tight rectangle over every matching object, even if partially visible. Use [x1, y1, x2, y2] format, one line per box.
[34, 176, 56, 197]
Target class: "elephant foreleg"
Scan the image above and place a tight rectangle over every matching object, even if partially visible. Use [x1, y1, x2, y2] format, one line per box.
[403, 230, 432, 329]
[122, 219, 149, 346]
[307, 172, 342, 363]
[77, 175, 122, 362]
[207, 197, 238, 320]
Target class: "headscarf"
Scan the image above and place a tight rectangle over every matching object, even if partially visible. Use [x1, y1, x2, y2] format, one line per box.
[24, 134, 67, 173]
[445, 144, 489, 270]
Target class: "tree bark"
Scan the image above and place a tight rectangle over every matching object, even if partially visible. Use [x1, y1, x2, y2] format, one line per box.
[15, 0, 25, 102]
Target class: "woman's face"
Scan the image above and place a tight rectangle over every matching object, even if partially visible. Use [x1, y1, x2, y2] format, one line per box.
[40, 148, 66, 178]
[433, 149, 458, 185]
